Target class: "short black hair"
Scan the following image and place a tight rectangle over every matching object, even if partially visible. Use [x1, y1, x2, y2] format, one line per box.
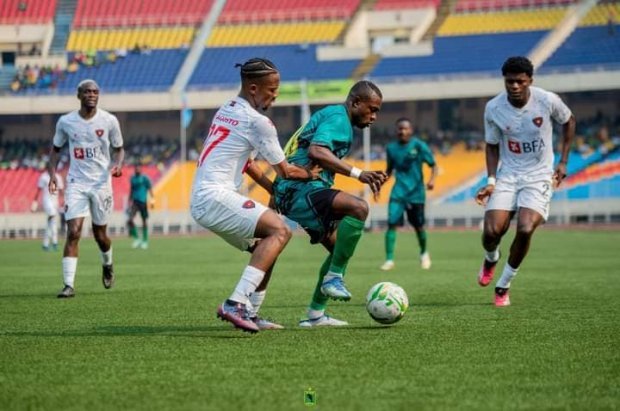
[348, 80, 383, 101]
[501, 56, 534, 77]
[235, 58, 278, 80]
[396, 117, 412, 125]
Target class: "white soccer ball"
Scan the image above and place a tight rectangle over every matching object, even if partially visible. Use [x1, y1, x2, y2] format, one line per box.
[366, 282, 409, 325]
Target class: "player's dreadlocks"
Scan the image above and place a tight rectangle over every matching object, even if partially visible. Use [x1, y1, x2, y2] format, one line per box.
[235, 58, 278, 80]
[348, 80, 383, 101]
[502, 56, 534, 77]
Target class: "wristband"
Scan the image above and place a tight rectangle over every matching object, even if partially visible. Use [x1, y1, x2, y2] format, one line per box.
[349, 167, 362, 180]
[487, 176, 496, 186]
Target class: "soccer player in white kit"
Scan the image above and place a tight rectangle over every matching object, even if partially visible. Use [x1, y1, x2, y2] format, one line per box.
[190, 58, 318, 333]
[48, 79, 125, 298]
[475, 57, 575, 307]
[32, 170, 64, 251]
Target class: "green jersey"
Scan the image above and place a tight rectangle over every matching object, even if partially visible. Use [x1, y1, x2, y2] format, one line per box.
[130, 174, 152, 203]
[279, 104, 353, 190]
[386, 137, 435, 203]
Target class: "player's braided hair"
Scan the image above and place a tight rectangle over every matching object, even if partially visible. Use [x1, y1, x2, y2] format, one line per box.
[235, 58, 278, 80]
[502, 56, 534, 77]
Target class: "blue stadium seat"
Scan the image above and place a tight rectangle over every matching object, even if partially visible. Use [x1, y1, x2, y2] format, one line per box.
[539, 26, 620, 73]
[371, 31, 547, 78]
[188, 45, 360, 89]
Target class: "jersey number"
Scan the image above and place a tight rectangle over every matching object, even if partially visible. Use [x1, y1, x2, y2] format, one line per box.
[197, 125, 230, 167]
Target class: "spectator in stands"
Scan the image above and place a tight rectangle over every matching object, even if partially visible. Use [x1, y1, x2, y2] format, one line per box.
[608, 7, 616, 36]
[475, 56, 575, 307]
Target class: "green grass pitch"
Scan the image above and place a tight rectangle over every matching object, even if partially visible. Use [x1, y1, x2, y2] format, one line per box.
[1, 229, 618, 410]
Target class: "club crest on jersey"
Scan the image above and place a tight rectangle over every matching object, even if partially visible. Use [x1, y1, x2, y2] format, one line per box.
[242, 200, 256, 209]
[95, 129, 104, 137]
[508, 140, 521, 154]
[532, 117, 543, 128]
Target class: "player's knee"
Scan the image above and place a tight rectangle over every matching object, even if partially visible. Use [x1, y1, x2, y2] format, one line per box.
[483, 224, 503, 241]
[273, 223, 292, 246]
[350, 200, 369, 221]
[516, 221, 536, 237]
[66, 226, 81, 242]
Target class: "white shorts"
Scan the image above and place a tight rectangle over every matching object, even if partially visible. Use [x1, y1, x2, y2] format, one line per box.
[191, 188, 269, 251]
[64, 183, 113, 225]
[486, 173, 553, 220]
[42, 198, 59, 217]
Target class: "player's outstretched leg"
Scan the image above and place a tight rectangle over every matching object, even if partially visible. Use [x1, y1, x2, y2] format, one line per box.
[320, 216, 365, 301]
[300, 255, 349, 327]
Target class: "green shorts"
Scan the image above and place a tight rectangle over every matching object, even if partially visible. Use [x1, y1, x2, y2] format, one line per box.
[274, 181, 343, 244]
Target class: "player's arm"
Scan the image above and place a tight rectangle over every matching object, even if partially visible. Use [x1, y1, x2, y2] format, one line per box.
[554, 114, 576, 187]
[476, 106, 501, 206]
[475, 143, 499, 206]
[427, 163, 438, 190]
[254, 117, 319, 182]
[308, 144, 387, 196]
[246, 161, 275, 194]
[31, 187, 41, 212]
[110, 146, 124, 177]
[110, 115, 124, 177]
[385, 149, 394, 179]
[48, 145, 63, 195]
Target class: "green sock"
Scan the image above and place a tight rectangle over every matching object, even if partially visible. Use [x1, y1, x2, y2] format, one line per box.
[309, 255, 332, 311]
[328, 216, 365, 275]
[385, 228, 396, 261]
[310, 254, 350, 313]
[416, 230, 427, 254]
[129, 225, 138, 239]
[142, 225, 148, 242]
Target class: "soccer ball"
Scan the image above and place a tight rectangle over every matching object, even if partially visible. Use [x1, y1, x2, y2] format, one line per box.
[366, 282, 409, 325]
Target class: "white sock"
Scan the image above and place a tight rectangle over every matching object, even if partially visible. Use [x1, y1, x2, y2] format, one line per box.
[496, 263, 518, 289]
[62, 257, 78, 288]
[323, 271, 343, 283]
[307, 308, 324, 320]
[101, 248, 113, 266]
[51, 216, 58, 245]
[485, 248, 500, 262]
[43, 217, 53, 247]
[230, 265, 265, 306]
[248, 290, 266, 318]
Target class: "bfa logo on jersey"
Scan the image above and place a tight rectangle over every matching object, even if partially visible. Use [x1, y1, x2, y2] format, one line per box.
[95, 129, 104, 137]
[532, 117, 543, 128]
[508, 139, 546, 154]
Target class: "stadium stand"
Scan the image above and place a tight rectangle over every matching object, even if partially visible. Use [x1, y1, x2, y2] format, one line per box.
[371, 30, 547, 78]
[0, 165, 161, 213]
[454, 0, 578, 13]
[437, 8, 568, 35]
[540, 26, 620, 72]
[374, 0, 441, 10]
[73, 0, 213, 27]
[0, 0, 57, 24]
[218, 0, 360, 23]
[188, 44, 360, 88]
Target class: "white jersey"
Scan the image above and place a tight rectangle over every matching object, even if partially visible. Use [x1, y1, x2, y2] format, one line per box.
[37, 172, 63, 207]
[53, 109, 123, 187]
[484, 86, 572, 176]
[191, 96, 286, 196]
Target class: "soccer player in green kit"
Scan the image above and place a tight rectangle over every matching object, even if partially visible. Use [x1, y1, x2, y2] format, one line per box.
[380, 117, 437, 271]
[273, 80, 387, 327]
[127, 164, 155, 249]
